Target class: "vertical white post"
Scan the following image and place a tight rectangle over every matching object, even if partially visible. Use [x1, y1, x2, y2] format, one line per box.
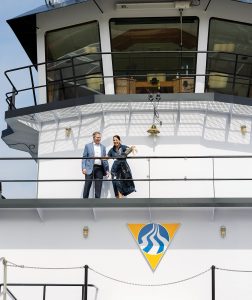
[99, 18, 114, 94]
[195, 16, 210, 93]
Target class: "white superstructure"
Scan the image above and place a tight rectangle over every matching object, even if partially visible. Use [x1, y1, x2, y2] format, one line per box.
[1, 1, 252, 299]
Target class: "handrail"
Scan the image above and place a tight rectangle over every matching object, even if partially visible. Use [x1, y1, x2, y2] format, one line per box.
[0, 178, 252, 183]
[0, 155, 252, 183]
[0, 283, 98, 300]
[5, 51, 252, 72]
[0, 283, 97, 287]
[4, 50, 252, 110]
[5, 72, 252, 110]
[1, 155, 252, 160]
[0, 155, 252, 208]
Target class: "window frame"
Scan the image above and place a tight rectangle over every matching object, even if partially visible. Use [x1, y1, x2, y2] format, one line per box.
[44, 20, 104, 102]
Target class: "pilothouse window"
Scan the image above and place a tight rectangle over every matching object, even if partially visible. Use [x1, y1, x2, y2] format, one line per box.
[206, 18, 252, 98]
[110, 17, 199, 94]
[45, 21, 103, 102]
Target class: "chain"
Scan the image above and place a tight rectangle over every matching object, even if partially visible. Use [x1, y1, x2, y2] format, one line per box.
[5, 261, 252, 285]
[216, 267, 252, 273]
[6, 260, 84, 270]
[89, 267, 211, 287]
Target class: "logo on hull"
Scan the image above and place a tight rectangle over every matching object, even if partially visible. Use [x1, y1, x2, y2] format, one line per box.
[128, 223, 180, 271]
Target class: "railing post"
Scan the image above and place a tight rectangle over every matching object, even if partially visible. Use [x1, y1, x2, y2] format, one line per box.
[71, 57, 77, 98]
[232, 53, 238, 95]
[43, 285, 46, 300]
[147, 158, 150, 198]
[84, 265, 88, 300]
[29, 66, 37, 106]
[11, 88, 16, 110]
[211, 265, 215, 300]
[212, 158, 216, 198]
[6, 88, 16, 110]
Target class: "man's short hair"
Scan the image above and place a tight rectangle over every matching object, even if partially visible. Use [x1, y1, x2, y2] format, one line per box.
[93, 131, 101, 137]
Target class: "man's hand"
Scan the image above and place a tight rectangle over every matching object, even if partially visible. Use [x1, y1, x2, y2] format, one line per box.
[82, 169, 87, 175]
[106, 171, 110, 179]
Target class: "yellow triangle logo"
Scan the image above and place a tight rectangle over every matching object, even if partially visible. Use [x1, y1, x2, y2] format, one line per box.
[128, 223, 180, 271]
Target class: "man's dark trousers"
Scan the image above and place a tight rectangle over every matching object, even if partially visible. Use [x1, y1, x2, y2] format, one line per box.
[83, 165, 104, 198]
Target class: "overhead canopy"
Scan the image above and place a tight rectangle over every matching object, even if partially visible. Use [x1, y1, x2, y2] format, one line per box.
[7, 14, 37, 65]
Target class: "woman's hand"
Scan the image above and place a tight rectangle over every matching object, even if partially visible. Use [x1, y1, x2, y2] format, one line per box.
[131, 145, 137, 155]
[125, 145, 138, 156]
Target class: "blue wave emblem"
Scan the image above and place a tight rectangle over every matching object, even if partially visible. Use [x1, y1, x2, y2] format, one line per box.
[138, 223, 169, 255]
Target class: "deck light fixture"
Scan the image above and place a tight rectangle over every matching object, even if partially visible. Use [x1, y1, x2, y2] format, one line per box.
[116, 1, 192, 10]
[65, 127, 72, 137]
[45, 0, 104, 13]
[46, 0, 88, 8]
[83, 226, 89, 238]
[220, 226, 226, 238]
[240, 125, 247, 135]
[232, 0, 252, 3]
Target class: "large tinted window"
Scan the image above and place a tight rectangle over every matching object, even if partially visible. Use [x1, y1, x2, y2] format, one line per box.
[45, 21, 104, 102]
[206, 18, 252, 98]
[110, 17, 198, 94]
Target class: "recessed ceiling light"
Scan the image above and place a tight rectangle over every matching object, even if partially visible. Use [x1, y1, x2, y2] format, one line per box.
[232, 0, 252, 3]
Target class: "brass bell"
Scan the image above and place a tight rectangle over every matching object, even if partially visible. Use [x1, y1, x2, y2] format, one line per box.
[147, 124, 160, 135]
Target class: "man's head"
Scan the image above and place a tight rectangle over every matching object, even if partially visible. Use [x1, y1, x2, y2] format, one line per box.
[92, 131, 101, 144]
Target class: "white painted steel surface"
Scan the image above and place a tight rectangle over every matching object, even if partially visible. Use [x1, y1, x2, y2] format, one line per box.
[2, 1, 252, 299]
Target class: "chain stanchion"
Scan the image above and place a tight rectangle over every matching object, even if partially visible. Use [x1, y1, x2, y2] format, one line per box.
[84, 265, 89, 300]
[211, 265, 215, 300]
[0, 258, 7, 300]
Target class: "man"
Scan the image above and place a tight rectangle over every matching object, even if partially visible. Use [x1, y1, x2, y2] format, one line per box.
[82, 131, 109, 198]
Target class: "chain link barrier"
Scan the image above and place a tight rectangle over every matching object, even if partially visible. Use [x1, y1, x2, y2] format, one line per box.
[89, 266, 211, 286]
[3, 260, 252, 287]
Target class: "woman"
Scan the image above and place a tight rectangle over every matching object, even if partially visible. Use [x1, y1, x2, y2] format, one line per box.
[108, 135, 136, 198]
